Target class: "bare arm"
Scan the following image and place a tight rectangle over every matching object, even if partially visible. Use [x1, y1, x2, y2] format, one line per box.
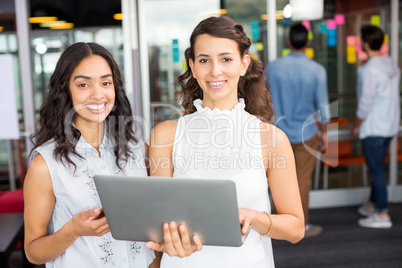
[24, 154, 109, 264]
[239, 123, 304, 244]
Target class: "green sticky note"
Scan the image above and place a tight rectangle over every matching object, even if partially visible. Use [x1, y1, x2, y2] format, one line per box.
[308, 31, 313, 40]
[256, 42, 264, 51]
[371, 15, 381, 26]
[282, 48, 291, 57]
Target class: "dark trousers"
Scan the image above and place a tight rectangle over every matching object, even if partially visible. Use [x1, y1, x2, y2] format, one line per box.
[361, 136, 392, 213]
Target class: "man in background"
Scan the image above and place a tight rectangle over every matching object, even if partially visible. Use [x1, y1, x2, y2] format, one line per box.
[267, 23, 330, 238]
[353, 25, 400, 229]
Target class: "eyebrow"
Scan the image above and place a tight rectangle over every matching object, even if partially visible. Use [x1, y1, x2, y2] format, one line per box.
[73, 74, 113, 80]
[196, 52, 234, 58]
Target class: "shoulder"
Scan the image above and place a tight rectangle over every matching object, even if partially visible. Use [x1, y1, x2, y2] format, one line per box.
[259, 122, 292, 151]
[150, 118, 179, 146]
[25, 153, 52, 187]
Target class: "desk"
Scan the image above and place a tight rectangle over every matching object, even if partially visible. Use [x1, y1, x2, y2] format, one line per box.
[0, 213, 31, 268]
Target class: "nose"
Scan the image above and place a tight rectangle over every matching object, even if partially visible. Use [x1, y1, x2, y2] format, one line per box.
[90, 84, 103, 100]
[211, 61, 222, 77]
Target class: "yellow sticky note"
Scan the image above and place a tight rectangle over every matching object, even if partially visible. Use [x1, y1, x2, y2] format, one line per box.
[384, 34, 389, 44]
[346, 45, 357, 64]
[256, 42, 264, 51]
[308, 31, 313, 40]
[305, 48, 314, 58]
[282, 48, 291, 57]
[250, 53, 258, 59]
[371, 15, 381, 26]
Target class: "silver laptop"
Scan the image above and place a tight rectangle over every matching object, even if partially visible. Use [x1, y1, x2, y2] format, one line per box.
[93, 175, 251, 247]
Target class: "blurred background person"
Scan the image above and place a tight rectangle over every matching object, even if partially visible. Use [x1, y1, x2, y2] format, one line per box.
[267, 23, 330, 238]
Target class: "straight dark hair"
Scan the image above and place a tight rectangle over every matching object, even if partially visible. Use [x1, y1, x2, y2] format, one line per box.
[361, 25, 384, 50]
[289, 23, 308, 49]
[31, 42, 138, 170]
[177, 15, 274, 123]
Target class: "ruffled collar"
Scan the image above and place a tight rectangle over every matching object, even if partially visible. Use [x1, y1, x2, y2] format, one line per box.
[193, 98, 246, 115]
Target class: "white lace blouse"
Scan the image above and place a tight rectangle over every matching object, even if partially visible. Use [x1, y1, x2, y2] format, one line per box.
[34, 131, 155, 268]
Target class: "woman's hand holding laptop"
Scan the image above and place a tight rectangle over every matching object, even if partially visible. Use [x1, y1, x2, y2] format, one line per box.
[145, 221, 203, 258]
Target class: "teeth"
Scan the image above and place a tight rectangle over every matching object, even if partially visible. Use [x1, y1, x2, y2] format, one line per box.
[86, 103, 106, 110]
[209, 81, 225, 86]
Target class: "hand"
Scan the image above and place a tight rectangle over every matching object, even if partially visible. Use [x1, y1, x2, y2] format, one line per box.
[69, 208, 110, 239]
[352, 124, 359, 138]
[238, 208, 255, 235]
[145, 221, 202, 258]
[319, 132, 328, 154]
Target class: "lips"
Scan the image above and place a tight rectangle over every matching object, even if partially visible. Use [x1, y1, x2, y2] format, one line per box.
[208, 80, 226, 89]
[85, 102, 107, 113]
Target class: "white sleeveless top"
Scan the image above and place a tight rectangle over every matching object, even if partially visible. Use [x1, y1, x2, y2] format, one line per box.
[161, 99, 275, 268]
[35, 131, 155, 268]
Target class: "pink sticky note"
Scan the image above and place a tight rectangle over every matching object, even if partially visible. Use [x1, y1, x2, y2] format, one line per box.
[355, 45, 362, 52]
[380, 44, 389, 55]
[347, 36, 356, 46]
[327, 19, 337, 29]
[302, 20, 310, 31]
[335, 14, 345, 25]
[358, 51, 368, 61]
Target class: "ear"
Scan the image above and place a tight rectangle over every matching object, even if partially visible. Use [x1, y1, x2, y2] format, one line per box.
[240, 54, 251, 76]
[189, 58, 196, 78]
[305, 39, 311, 47]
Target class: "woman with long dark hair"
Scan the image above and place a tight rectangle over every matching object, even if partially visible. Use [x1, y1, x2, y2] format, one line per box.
[148, 16, 305, 267]
[23, 42, 158, 267]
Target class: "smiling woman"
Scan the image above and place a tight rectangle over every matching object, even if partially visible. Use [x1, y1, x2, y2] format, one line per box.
[149, 16, 305, 268]
[23, 42, 157, 267]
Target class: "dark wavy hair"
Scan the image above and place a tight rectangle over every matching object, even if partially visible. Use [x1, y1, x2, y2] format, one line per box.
[177, 15, 273, 123]
[31, 42, 138, 170]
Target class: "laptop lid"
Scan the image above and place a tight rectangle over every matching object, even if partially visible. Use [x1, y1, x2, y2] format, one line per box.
[93, 175, 250, 247]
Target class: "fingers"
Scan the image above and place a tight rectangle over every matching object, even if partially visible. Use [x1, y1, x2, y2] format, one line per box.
[192, 235, 203, 251]
[147, 222, 203, 258]
[242, 221, 251, 235]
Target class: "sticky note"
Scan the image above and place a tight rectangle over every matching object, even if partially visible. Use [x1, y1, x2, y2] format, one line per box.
[327, 29, 337, 47]
[327, 28, 337, 37]
[371, 15, 381, 26]
[319, 23, 327, 33]
[308, 31, 313, 40]
[250, 53, 258, 59]
[328, 38, 337, 47]
[380, 44, 389, 55]
[282, 49, 291, 57]
[302, 20, 310, 31]
[384, 34, 389, 44]
[305, 48, 314, 59]
[355, 45, 362, 52]
[358, 51, 368, 61]
[256, 42, 264, 51]
[346, 45, 357, 64]
[327, 19, 337, 29]
[346, 36, 356, 46]
[335, 14, 345, 25]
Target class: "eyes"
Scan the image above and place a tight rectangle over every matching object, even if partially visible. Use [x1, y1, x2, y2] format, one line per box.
[77, 81, 113, 88]
[198, 57, 232, 63]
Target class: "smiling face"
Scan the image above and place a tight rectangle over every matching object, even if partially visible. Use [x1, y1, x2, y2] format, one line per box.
[69, 55, 115, 129]
[189, 34, 250, 109]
